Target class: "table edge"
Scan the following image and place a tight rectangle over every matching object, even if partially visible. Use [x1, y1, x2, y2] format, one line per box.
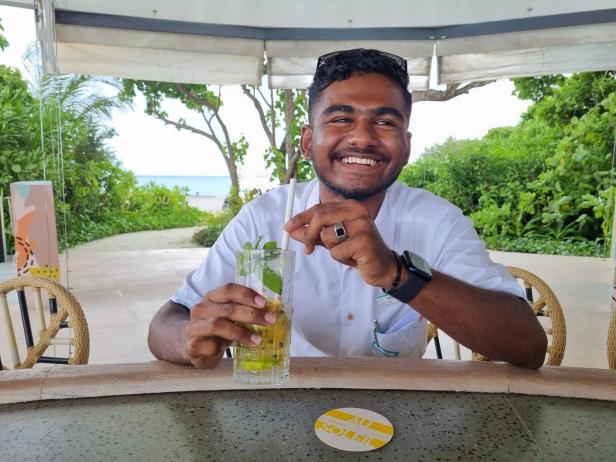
[1, 358, 615, 405]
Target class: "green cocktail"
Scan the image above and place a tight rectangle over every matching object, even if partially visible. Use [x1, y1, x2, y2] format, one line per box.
[233, 246, 295, 385]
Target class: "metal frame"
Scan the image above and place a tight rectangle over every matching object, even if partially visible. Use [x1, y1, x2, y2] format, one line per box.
[53, 8, 616, 41]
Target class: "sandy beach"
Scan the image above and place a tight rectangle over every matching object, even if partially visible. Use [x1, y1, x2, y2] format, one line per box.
[187, 195, 225, 212]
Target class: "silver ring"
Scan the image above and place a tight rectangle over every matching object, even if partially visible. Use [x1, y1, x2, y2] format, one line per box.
[334, 221, 348, 242]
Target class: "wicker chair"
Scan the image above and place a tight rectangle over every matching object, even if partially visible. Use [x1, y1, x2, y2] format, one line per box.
[427, 266, 566, 366]
[0, 276, 89, 369]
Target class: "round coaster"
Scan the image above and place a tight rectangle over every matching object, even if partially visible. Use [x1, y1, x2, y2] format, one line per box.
[314, 407, 394, 452]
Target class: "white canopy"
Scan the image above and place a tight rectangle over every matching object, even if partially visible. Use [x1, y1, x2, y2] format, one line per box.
[4, 0, 616, 88]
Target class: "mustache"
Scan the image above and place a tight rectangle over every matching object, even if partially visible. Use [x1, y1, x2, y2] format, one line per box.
[331, 147, 388, 161]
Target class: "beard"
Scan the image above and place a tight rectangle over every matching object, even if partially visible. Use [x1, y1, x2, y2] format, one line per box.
[312, 148, 403, 201]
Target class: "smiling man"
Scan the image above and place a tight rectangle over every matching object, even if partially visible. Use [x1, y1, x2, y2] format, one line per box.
[148, 49, 547, 370]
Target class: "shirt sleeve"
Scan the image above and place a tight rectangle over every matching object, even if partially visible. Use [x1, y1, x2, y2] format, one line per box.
[430, 209, 524, 298]
[171, 205, 259, 309]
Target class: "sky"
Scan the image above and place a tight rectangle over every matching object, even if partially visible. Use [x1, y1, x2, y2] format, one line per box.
[0, 5, 530, 190]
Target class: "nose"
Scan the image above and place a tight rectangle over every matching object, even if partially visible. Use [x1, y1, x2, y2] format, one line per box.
[347, 119, 377, 150]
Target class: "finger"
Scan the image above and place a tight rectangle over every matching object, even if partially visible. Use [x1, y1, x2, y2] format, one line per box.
[328, 239, 359, 267]
[184, 337, 230, 369]
[186, 318, 263, 346]
[319, 216, 369, 249]
[300, 204, 361, 254]
[185, 336, 226, 359]
[284, 206, 318, 233]
[198, 301, 277, 326]
[206, 283, 267, 309]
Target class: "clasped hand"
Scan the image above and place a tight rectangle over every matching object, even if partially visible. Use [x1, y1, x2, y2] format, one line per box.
[283, 199, 397, 289]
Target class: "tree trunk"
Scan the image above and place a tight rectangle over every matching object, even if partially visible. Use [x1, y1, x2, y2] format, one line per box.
[225, 156, 240, 193]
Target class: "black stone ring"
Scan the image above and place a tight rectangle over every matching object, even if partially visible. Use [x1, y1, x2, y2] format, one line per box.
[334, 222, 348, 242]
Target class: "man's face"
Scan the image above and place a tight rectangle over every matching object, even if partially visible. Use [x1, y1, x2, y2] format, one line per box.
[301, 73, 411, 201]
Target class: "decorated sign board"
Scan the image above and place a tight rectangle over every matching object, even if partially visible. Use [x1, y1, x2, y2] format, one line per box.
[9, 181, 60, 281]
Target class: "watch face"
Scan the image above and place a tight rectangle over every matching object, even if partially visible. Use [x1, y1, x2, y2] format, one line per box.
[410, 253, 432, 277]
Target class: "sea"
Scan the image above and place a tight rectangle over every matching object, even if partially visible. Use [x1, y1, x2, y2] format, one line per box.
[136, 175, 274, 197]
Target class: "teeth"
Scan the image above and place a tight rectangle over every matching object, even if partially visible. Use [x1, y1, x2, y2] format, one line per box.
[341, 156, 377, 166]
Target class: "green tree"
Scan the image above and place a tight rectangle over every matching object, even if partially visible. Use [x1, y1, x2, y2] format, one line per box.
[242, 86, 314, 184]
[511, 75, 566, 102]
[0, 63, 203, 253]
[120, 81, 248, 195]
[400, 71, 616, 257]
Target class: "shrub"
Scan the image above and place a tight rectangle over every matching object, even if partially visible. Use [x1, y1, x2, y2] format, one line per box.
[399, 71, 616, 257]
[192, 209, 236, 247]
[485, 236, 605, 257]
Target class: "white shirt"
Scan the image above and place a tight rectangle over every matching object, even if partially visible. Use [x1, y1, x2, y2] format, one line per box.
[172, 179, 523, 358]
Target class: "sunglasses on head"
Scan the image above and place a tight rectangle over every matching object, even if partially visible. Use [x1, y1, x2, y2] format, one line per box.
[316, 49, 408, 74]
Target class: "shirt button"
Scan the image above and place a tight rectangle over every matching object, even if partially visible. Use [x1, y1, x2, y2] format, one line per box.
[346, 313, 354, 321]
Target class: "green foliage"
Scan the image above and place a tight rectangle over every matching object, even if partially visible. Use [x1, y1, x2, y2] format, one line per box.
[399, 121, 556, 215]
[263, 89, 315, 184]
[518, 71, 616, 125]
[0, 64, 203, 253]
[238, 237, 283, 294]
[120, 80, 221, 119]
[224, 186, 263, 215]
[483, 236, 605, 258]
[192, 209, 236, 247]
[401, 71, 616, 257]
[67, 183, 203, 246]
[512, 75, 566, 102]
[0, 18, 8, 50]
[192, 185, 267, 247]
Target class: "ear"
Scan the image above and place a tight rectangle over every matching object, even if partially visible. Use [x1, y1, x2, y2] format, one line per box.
[300, 125, 313, 161]
[404, 131, 412, 164]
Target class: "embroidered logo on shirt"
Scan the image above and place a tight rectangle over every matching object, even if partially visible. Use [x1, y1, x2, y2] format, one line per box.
[371, 320, 399, 357]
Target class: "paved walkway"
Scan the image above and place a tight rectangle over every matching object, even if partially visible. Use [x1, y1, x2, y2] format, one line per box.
[0, 228, 613, 369]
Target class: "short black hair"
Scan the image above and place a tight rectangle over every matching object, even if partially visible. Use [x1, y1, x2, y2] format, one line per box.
[307, 48, 412, 122]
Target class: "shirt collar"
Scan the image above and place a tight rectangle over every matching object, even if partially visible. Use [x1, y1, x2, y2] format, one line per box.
[374, 182, 396, 249]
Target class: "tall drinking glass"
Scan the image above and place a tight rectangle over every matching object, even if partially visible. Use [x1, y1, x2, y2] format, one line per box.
[233, 248, 295, 385]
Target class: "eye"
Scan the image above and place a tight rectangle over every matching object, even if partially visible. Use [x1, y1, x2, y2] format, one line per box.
[331, 117, 352, 124]
[375, 119, 397, 127]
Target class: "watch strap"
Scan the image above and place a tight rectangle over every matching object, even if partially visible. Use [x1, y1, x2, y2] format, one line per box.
[384, 250, 402, 292]
[384, 251, 431, 304]
[385, 270, 427, 303]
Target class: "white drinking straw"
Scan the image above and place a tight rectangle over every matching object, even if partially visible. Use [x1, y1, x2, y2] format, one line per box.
[281, 178, 297, 250]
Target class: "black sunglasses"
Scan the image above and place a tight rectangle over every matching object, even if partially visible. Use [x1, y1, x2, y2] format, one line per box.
[316, 49, 408, 74]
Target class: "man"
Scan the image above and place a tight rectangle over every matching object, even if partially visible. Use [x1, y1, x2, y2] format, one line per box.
[148, 49, 547, 369]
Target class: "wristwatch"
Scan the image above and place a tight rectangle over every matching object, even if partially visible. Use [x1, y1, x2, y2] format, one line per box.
[383, 250, 433, 303]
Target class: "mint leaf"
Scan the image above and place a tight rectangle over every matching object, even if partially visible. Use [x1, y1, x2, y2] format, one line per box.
[262, 265, 283, 295]
[263, 241, 278, 250]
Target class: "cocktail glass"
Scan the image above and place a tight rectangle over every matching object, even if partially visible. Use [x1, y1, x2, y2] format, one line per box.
[233, 248, 295, 385]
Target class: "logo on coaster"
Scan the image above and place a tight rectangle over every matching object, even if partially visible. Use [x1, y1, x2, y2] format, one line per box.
[314, 407, 394, 452]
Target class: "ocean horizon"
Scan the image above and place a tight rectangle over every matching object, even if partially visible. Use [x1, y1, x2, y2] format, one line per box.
[136, 175, 275, 197]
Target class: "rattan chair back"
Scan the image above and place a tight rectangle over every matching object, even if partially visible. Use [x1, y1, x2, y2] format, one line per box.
[505, 266, 566, 366]
[427, 266, 566, 366]
[0, 276, 89, 369]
